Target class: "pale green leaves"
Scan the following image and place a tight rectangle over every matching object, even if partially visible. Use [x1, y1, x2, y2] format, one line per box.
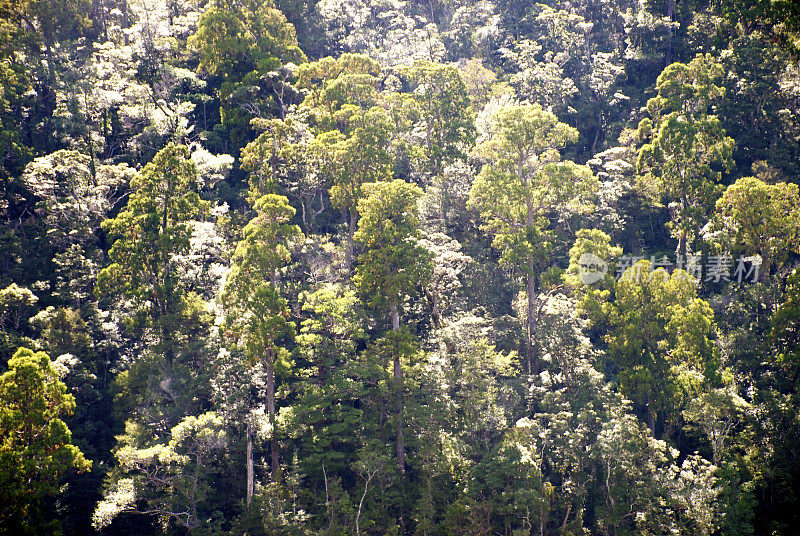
[708, 176, 800, 277]
[637, 54, 736, 250]
[222, 194, 300, 363]
[469, 103, 597, 276]
[0, 348, 91, 516]
[354, 179, 432, 314]
[94, 413, 226, 530]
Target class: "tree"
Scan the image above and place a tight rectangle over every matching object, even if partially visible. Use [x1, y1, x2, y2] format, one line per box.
[325, 108, 394, 270]
[399, 61, 476, 178]
[293, 54, 394, 269]
[772, 268, 800, 368]
[418, 232, 472, 327]
[190, 0, 306, 144]
[565, 228, 623, 293]
[292, 283, 367, 469]
[21, 150, 132, 247]
[354, 179, 432, 474]
[708, 176, 800, 281]
[500, 38, 578, 112]
[295, 53, 382, 112]
[684, 386, 750, 465]
[0, 283, 38, 332]
[97, 143, 208, 342]
[605, 260, 720, 435]
[468, 103, 597, 371]
[0, 347, 91, 534]
[93, 413, 227, 532]
[637, 54, 736, 258]
[22, 150, 134, 307]
[240, 117, 332, 234]
[222, 193, 301, 493]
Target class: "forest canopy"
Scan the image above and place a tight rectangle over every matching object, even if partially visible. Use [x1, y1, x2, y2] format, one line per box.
[1, 0, 800, 535]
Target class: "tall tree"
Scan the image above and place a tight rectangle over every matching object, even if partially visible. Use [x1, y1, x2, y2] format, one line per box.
[354, 179, 432, 474]
[468, 103, 597, 372]
[221, 193, 301, 494]
[190, 0, 306, 145]
[399, 60, 476, 178]
[605, 260, 720, 435]
[0, 347, 91, 534]
[637, 53, 735, 258]
[97, 143, 208, 349]
[324, 107, 394, 270]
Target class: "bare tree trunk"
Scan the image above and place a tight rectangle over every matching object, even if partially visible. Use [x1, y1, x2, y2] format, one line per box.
[390, 302, 404, 474]
[665, 0, 675, 66]
[266, 350, 279, 481]
[355, 471, 374, 536]
[246, 422, 254, 504]
[345, 210, 357, 271]
[561, 503, 571, 533]
[526, 272, 537, 374]
[323, 461, 331, 530]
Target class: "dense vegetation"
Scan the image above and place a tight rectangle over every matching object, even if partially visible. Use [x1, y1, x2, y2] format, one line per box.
[1, 0, 800, 534]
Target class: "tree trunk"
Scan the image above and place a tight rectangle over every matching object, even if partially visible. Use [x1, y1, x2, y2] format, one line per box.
[323, 461, 332, 530]
[665, 0, 675, 66]
[677, 192, 688, 262]
[646, 401, 656, 437]
[346, 210, 357, 271]
[390, 302, 404, 474]
[355, 471, 374, 536]
[246, 422, 254, 504]
[677, 231, 687, 262]
[525, 183, 538, 374]
[526, 272, 537, 374]
[266, 350, 279, 481]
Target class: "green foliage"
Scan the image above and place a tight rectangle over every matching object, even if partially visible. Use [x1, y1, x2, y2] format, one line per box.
[605, 260, 720, 434]
[97, 143, 208, 326]
[772, 269, 800, 368]
[223, 193, 300, 364]
[93, 413, 226, 531]
[398, 61, 475, 177]
[709, 176, 800, 278]
[0, 283, 38, 331]
[469, 103, 596, 278]
[2, 1, 800, 535]
[0, 347, 91, 534]
[354, 179, 432, 318]
[637, 54, 736, 255]
[190, 0, 306, 145]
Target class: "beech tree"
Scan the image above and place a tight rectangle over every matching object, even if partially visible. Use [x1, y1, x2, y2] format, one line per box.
[222, 194, 301, 494]
[469, 103, 597, 372]
[0, 348, 91, 534]
[93, 413, 227, 532]
[190, 0, 306, 143]
[637, 54, 736, 258]
[354, 179, 432, 474]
